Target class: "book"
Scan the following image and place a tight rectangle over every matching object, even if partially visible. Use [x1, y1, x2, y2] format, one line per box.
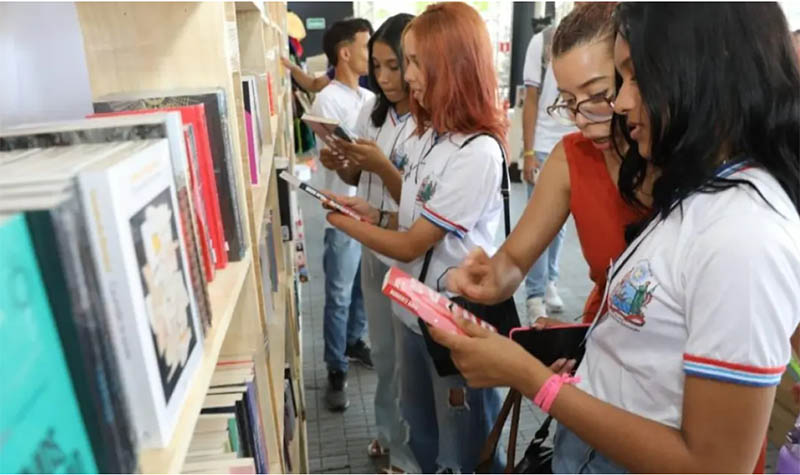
[90, 104, 226, 276]
[77, 139, 204, 448]
[245, 381, 269, 474]
[279, 170, 367, 222]
[0, 214, 98, 474]
[3, 149, 138, 473]
[301, 113, 357, 146]
[264, 210, 280, 294]
[242, 77, 263, 185]
[93, 88, 248, 263]
[381, 267, 498, 336]
[0, 113, 215, 334]
[183, 457, 256, 474]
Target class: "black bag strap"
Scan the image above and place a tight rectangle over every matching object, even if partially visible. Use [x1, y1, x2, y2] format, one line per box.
[419, 133, 510, 283]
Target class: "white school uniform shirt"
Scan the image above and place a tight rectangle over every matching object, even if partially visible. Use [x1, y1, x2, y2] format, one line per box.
[522, 30, 576, 155]
[576, 163, 800, 430]
[353, 97, 416, 267]
[309, 80, 374, 228]
[393, 130, 505, 333]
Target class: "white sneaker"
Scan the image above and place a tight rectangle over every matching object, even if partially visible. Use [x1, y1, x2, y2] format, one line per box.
[526, 297, 548, 325]
[545, 282, 564, 313]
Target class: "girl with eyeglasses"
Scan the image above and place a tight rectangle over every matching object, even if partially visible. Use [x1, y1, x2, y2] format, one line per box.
[434, 3, 800, 473]
[448, 3, 655, 326]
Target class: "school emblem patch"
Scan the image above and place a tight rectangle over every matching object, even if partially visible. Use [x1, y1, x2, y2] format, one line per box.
[416, 176, 437, 204]
[608, 260, 657, 330]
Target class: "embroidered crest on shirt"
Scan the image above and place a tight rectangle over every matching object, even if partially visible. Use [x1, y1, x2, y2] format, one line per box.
[608, 260, 658, 330]
[391, 148, 409, 173]
[416, 176, 437, 203]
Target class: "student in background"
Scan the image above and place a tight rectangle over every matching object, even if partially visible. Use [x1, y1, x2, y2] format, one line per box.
[325, 3, 508, 472]
[318, 13, 418, 471]
[309, 17, 374, 413]
[282, 19, 373, 94]
[446, 3, 652, 325]
[520, 15, 577, 323]
[435, 3, 800, 473]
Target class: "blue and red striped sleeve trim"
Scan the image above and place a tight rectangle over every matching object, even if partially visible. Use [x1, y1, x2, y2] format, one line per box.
[421, 205, 468, 239]
[683, 354, 785, 387]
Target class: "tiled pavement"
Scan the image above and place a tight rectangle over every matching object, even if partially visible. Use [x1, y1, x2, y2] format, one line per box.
[298, 181, 779, 473]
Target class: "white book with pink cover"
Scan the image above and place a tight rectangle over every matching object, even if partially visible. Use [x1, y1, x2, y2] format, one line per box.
[381, 267, 497, 335]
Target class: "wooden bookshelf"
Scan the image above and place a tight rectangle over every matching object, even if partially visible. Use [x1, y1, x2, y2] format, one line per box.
[139, 254, 252, 474]
[75, 2, 306, 473]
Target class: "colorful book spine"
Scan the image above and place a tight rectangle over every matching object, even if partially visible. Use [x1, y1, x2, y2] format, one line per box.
[0, 214, 98, 474]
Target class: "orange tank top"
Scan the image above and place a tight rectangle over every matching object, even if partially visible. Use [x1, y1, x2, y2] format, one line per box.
[563, 132, 648, 322]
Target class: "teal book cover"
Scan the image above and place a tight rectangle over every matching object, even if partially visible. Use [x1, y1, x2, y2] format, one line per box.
[0, 214, 98, 474]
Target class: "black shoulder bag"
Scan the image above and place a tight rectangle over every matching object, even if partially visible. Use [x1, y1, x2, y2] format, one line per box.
[416, 133, 521, 377]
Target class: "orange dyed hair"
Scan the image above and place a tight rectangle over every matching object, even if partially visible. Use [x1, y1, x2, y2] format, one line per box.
[405, 2, 509, 154]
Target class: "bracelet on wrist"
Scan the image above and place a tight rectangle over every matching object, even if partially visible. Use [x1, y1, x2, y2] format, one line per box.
[523, 150, 536, 158]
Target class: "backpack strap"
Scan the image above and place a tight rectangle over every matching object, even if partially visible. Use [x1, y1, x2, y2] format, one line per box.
[419, 133, 510, 283]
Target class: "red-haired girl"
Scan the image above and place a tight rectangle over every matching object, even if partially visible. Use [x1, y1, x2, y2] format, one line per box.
[326, 3, 507, 472]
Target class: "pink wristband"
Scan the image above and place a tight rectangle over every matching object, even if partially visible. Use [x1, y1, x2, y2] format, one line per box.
[533, 373, 581, 413]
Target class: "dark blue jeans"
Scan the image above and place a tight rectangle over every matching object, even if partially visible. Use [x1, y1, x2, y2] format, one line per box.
[323, 228, 367, 373]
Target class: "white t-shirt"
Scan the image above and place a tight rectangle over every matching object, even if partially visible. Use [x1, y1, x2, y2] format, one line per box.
[353, 97, 417, 266]
[522, 29, 577, 156]
[310, 80, 374, 228]
[576, 163, 800, 430]
[393, 130, 504, 332]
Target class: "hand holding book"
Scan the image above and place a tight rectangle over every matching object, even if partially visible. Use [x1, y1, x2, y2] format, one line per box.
[331, 138, 388, 173]
[321, 193, 379, 225]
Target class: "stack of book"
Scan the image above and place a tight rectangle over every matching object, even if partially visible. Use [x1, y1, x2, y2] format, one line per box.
[182, 359, 269, 474]
[0, 85, 270, 473]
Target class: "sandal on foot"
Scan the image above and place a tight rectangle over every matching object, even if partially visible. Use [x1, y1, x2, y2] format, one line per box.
[367, 439, 389, 458]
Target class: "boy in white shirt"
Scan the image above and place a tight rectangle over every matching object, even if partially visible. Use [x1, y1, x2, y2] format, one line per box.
[309, 18, 375, 412]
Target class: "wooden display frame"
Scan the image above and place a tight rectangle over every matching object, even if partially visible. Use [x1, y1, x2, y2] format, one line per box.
[75, 2, 306, 473]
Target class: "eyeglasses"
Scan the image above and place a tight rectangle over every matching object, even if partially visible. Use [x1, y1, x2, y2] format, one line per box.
[546, 92, 615, 126]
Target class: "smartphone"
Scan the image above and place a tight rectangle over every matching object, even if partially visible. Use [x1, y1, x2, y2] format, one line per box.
[509, 323, 590, 367]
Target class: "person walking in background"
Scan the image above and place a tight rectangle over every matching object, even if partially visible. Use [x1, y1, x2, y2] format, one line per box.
[520, 15, 577, 324]
[309, 18, 374, 413]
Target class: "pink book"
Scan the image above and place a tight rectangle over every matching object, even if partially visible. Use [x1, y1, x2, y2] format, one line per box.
[381, 267, 497, 335]
[244, 110, 258, 185]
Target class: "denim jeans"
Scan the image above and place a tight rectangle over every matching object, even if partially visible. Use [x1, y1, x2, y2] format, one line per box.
[360, 249, 419, 472]
[323, 228, 367, 373]
[398, 323, 505, 473]
[525, 152, 566, 300]
[553, 424, 627, 474]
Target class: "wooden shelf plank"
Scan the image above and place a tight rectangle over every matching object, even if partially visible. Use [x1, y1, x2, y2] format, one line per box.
[138, 252, 253, 474]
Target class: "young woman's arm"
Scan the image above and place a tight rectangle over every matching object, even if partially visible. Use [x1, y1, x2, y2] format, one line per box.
[432, 321, 775, 473]
[446, 141, 571, 304]
[327, 211, 445, 263]
[335, 138, 403, 203]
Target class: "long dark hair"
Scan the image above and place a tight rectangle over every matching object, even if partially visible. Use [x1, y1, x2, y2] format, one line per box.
[614, 2, 800, 240]
[367, 13, 414, 128]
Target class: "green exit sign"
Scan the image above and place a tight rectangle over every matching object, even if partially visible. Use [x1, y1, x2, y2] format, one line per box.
[306, 17, 326, 30]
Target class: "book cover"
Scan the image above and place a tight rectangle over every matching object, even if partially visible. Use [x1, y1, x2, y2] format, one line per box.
[244, 382, 269, 474]
[242, 77, 262, 185]
[275, 163, 293, 242]
[0, 214, 98, 474]
[381, 267, 498, 336]
[78, 139, 204, 448]
[264, 210, 279, 294]
[90, 105, 226, 275]
[0, 114, 215, 331]
[24, 185, 137, 473]
[300, 113, 357, 147]
[93, 88, 248, 262]
[183, 124, 216, 282]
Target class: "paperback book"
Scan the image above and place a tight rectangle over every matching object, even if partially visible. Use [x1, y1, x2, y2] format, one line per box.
[93, 88, 248, 262]
[381, 267, 498, 336]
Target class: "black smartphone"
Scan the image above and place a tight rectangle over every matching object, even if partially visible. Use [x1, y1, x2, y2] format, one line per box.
[509, 323, 591, 367]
